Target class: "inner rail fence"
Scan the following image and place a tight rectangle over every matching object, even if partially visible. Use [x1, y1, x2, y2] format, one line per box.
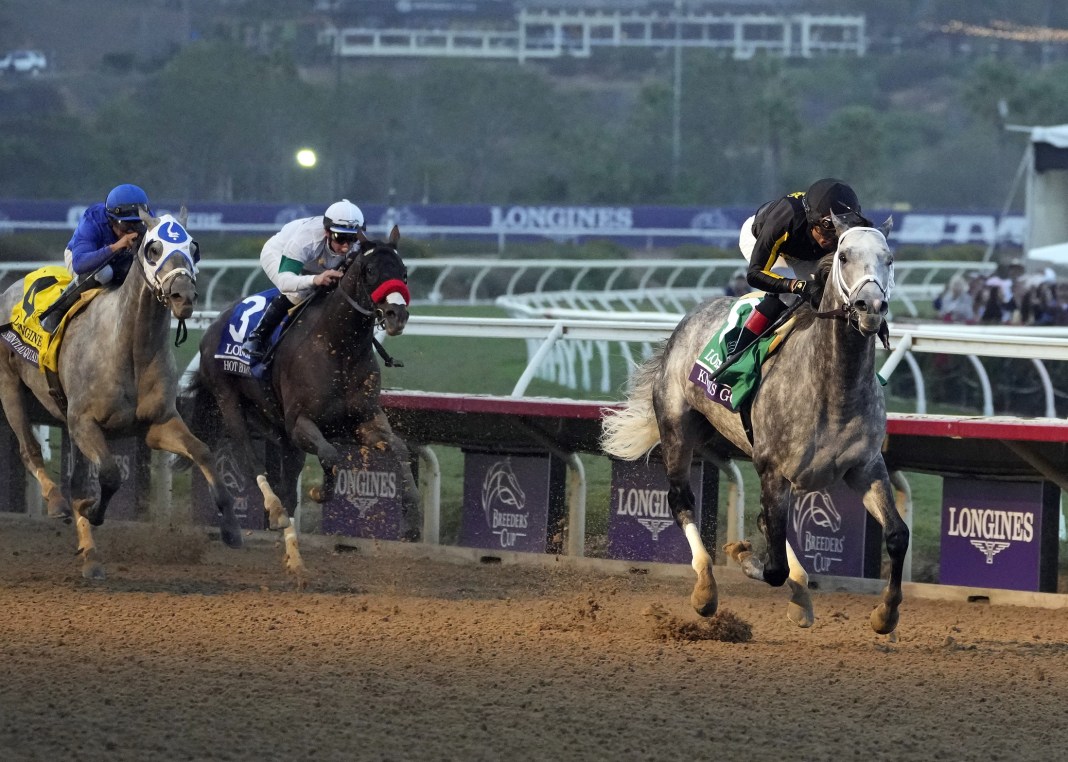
[0, 258, 993, 316]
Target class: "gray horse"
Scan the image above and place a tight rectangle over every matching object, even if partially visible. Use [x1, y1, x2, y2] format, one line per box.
[602, 219, 909, 634]
[0, 210, 240, 579]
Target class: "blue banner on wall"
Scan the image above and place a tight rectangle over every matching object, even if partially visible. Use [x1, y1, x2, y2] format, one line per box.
[0, 199, 1025, 248]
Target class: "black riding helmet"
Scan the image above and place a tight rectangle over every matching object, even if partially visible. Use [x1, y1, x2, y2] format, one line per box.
[803, 178, 869, 229]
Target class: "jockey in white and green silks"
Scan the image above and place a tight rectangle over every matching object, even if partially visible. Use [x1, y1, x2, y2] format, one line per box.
[242, 199, 366, 362]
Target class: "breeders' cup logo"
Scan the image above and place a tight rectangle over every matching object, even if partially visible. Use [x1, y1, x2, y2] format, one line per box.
[481, 459, 528, 548]
[689, 209, 738, 244]
[335, 467, 397, 517]
[946, 504, 1033, 562]
[213, 445, 252, 519]
[792, 490, 844, 573]
[614, 486, 674, 540]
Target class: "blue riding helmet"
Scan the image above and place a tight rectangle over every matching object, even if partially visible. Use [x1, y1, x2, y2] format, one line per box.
[105, 183, 151, 222]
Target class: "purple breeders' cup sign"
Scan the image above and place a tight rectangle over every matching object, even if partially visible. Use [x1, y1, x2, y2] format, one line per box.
[607, 459, 703, 563]
[62, 432, 144, 521]
[192, 438, 266, 531]
[460, 453, 551, 553]
[322, 443, 405, 539]
[940, 478, 1057, 592]
[786, 483, 878, 578]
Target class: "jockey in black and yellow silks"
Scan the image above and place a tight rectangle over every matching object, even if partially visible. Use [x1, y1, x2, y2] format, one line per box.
[731, 178, 871, 354]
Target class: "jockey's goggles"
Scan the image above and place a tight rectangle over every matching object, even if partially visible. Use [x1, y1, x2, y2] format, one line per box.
[107, 203, 148, 222]
[330, 230, 361, 245]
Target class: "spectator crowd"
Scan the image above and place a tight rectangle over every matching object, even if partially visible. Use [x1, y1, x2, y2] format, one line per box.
[933, 260, 1067, 326]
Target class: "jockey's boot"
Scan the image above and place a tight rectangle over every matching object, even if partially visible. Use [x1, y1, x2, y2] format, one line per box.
[242, 293, 293, 363]
[38, 279, 91, 334]
[727, 294, 787, 355]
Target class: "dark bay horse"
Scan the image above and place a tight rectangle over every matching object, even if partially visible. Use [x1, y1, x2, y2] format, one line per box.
[187, 225, 419, 582]
[602, 219, 909, 634]
[0, 210, 241, 578]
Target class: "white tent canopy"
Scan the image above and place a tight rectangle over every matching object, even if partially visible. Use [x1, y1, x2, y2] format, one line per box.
[1026, 124, 1068, 257]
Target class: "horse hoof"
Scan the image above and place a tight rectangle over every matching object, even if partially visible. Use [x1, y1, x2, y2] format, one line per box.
[82, 562, 106, 581]
[787, 579, 814, 628]
[870, 603, 899, 635]
[723, 540, 752, 563]
[85, 506, 106, 527]
[46, 494, 72, 521]
[690, 563, 718, 617]
[219, 521, 243, 550]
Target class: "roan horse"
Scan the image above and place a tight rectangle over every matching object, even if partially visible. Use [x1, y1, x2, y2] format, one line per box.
[186, 225, 419, 583]
[602, 218, 909, 634]
[0, 210, 242, 578]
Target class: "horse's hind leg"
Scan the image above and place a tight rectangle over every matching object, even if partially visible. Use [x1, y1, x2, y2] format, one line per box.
[656, 402, 717, 617]
[0, 374, 69, 519]
[144, 415, 242, 549]
[846, 461, 909, 634]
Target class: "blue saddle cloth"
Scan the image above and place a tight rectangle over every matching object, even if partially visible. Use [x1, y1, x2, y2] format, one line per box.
[213, 288, 283, 379]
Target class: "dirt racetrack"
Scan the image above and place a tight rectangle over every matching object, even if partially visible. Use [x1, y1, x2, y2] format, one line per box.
[1, 516, 1066, 762]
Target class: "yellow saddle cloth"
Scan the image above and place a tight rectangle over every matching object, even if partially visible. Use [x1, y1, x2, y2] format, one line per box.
[4, 266, 100, 373]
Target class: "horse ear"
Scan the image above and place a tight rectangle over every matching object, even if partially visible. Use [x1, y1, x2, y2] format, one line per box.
[830, 210, 849, 237]
[178, 205, 188, 228]
[879, 215, 894, 239]
[389, 225, 400, 245]
[356, 229, 369, 244]
[139, 206, 160, 229]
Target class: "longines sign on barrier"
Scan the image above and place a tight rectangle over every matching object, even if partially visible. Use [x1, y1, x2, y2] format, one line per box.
[940, 478, 1060, 592]
[321, 443, 407, 540]
[607, 456, 717, 564]
[61, 432, 146, 522]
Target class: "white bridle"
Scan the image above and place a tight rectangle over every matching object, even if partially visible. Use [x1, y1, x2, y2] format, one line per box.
[829, 226, 895, 305]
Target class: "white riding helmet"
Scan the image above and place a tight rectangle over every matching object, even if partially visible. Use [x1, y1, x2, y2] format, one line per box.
[323, 199, 365, 234]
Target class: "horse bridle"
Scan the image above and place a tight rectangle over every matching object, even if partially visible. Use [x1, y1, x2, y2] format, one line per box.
[335, 243, 410, 330]
[813, 226, 894, 346]
[134, 216, 199, 345]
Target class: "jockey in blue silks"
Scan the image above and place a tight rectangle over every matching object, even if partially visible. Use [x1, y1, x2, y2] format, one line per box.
[242, 198, 366, 362]
[731, 178, 871, 355]
[39, 183, 153, 333]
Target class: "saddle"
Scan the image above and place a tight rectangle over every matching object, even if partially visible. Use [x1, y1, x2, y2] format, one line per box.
[688, 296, 796, 412]
[0, 266, 102, 374]
[214, 288, 297, 379]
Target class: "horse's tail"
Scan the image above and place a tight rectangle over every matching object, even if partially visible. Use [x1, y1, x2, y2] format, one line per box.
[600, 352, 663, 460]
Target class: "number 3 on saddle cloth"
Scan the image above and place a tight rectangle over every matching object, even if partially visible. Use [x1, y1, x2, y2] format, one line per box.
[0, 266, 102, 376]
[687, 295, 789, 413]
[213, 288, 288, 380]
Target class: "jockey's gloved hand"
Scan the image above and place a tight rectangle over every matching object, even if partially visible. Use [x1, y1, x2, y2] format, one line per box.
[788, 279, 818, 305]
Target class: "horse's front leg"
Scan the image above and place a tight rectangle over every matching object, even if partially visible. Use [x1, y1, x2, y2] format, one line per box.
[358, 411, 422, 542]
[656, 405, 717, 617]
[65, 418, 123, 580]
[144, 415, 242, 550]
[68, 446, 105, 580]
[725, 470, 792, 587]
[846, 459, 909, 634]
